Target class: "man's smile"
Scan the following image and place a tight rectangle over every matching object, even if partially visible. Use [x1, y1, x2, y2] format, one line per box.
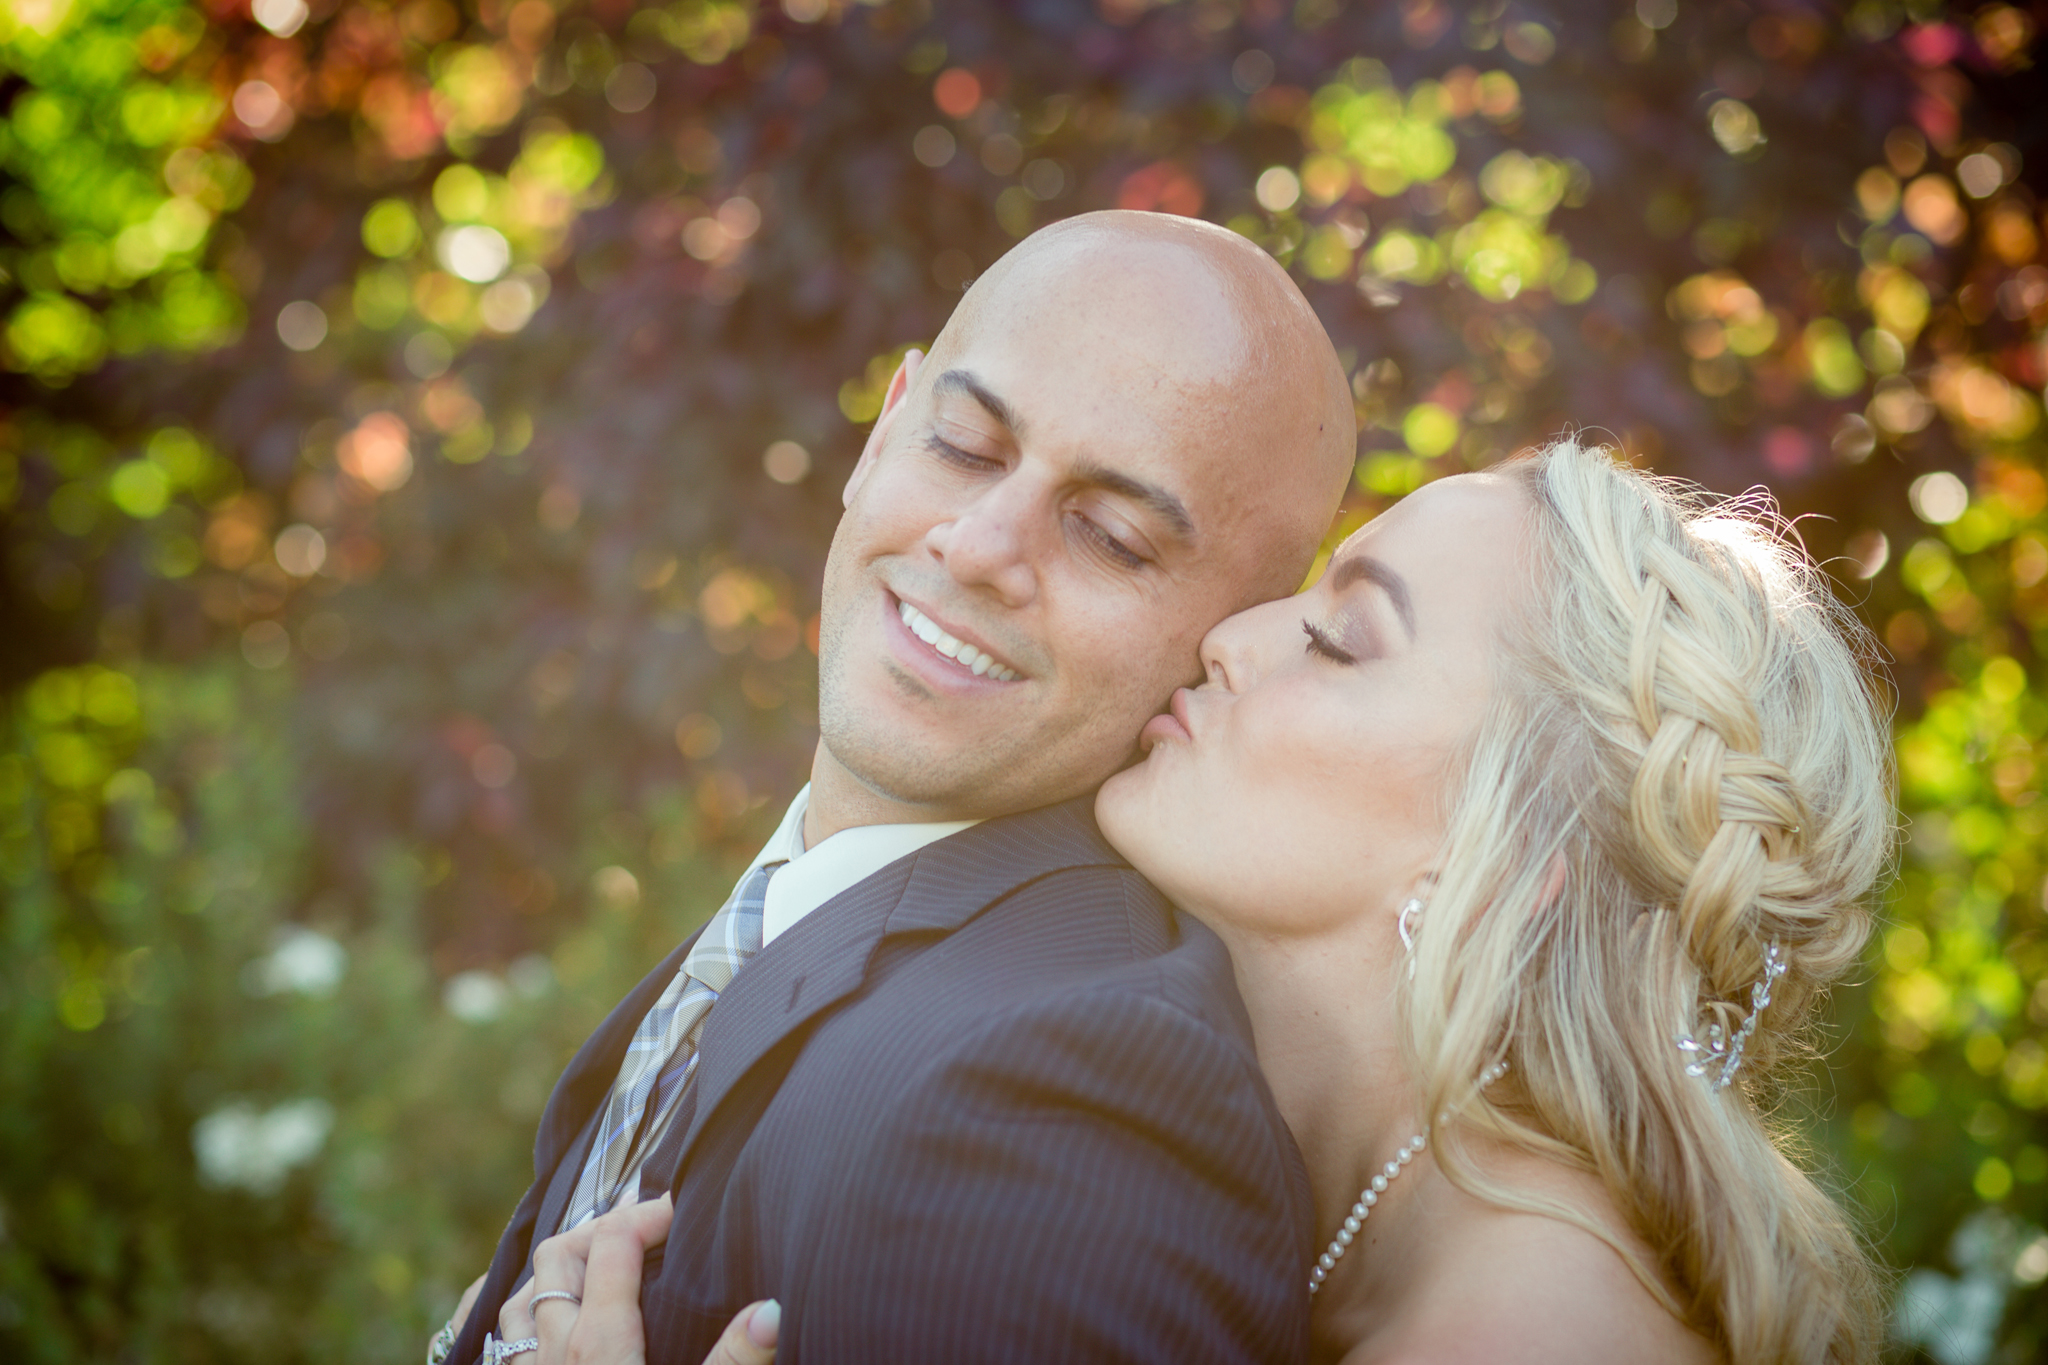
[897, 599, 1023, 681]
[882, 589, 1026, 689]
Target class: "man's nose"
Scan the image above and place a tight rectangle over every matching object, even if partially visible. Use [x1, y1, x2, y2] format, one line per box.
[923, 484, 1039, 607]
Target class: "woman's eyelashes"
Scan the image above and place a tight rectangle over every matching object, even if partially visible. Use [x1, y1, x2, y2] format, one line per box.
[1301, 619, 1357, 665]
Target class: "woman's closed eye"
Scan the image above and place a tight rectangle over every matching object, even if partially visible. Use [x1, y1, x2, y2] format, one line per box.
[1302, 619, 1357, 665]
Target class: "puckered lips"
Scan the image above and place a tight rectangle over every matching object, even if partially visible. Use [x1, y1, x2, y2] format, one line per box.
[883, 588, 1025, 693]
[1139, 686, 1194, 751]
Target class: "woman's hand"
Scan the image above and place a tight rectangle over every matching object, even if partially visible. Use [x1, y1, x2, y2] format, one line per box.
[492, 1193, 674, 1365]
[487, 1194, 779, 1365]
[452, 1274, 487, 1336]
[697, 1301, 780, 1365]
[427, 1273, 486, 1364]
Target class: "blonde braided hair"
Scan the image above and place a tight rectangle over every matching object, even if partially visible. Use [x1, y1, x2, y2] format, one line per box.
[1406, 440, 1893, 1364]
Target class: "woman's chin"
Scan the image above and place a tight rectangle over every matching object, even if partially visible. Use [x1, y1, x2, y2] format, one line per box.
[1094, 756, 1164, 857]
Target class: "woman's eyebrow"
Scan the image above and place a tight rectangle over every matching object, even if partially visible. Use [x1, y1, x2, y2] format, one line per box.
[1328, 554, 1414, 640]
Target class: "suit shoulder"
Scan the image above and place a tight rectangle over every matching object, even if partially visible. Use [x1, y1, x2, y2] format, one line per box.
[1001, 859, 1169, 917]
[978, 863, 1249, 1038]
[927, 962, 1273, 1137]
[995, 860, 1176, 943]
[870, 980, 1315, 1261]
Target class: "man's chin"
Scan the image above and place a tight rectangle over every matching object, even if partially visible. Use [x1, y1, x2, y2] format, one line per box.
[815, 724, 990, 814]
[817, 723, 1101, 822]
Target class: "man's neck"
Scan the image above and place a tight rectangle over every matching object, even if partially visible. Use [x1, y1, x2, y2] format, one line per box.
[803, 743, 961, 846]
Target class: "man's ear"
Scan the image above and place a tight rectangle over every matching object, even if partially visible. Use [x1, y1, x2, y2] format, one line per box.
[842, 348, 924, 510]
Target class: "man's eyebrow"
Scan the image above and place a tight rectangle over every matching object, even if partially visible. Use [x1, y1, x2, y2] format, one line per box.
[1076, 460, 1196, 541]
[930, 368, 1194, 542]
[931, 368, 1023, 438]
[1329, 554, 1415, 639]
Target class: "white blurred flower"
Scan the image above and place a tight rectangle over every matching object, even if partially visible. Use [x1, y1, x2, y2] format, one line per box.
[1895, 1211, 2048, 1365]
[445, 970, 510, 1022]
[243, 926, 346, 997]
[193, 1098, 334, 1194]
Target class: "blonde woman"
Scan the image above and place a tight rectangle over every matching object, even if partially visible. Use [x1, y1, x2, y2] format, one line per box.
[490, 440, 1891, 1364]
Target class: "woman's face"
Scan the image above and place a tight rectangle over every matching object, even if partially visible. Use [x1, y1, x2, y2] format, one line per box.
[1097, 472, 1530, 938]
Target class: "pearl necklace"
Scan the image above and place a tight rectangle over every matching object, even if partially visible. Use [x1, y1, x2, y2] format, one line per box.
[1308, 1060, 1510, 1295]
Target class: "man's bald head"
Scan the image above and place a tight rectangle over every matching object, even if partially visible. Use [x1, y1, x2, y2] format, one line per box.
[810, 209, 1359, 830]
[926, 211, 1356, 601]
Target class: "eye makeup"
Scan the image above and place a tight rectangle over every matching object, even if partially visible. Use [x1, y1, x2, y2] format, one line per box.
[1300, 562, 1403, 666]
[1302, 619, 1355, 664]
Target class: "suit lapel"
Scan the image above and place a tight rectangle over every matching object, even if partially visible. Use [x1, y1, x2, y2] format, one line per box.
[662, 795, 1128, 1180]
[529, 1105, 603, 1260]
[672, 860, 910, 1165]
[530, 924, 703, 1183]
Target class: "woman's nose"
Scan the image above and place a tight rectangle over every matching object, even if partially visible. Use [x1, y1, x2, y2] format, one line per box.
[1197, 595, 1292, 693]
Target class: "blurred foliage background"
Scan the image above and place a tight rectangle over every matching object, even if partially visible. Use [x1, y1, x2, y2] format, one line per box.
[0, 0, 2045, 1359]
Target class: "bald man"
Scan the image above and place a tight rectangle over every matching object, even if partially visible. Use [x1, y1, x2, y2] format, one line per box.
[449, 212, 1357, 1365]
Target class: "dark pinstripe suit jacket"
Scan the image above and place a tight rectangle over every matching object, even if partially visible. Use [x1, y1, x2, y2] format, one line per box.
[455, 797, 1314, 1364]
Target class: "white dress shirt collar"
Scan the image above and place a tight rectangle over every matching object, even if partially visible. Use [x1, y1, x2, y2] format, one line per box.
[744, 784, 979, 948]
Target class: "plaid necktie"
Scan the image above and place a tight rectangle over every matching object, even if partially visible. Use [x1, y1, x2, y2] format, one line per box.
[558, 859, 781, 1231]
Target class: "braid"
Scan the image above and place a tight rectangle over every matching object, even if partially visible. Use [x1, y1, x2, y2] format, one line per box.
[1409, 439, 1893, 1364]
[1610, 530, 1831, 1074]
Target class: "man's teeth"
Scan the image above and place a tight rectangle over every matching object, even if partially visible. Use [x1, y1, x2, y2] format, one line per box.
[899, 601, 1019, 681]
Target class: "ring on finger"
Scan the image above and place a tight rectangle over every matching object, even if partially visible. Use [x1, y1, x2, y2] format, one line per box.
[531, 1290, 581, 1310]
[483, 1332, 541, 1363]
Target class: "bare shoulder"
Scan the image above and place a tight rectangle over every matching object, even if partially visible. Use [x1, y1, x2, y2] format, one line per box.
[1351, 1167, 1720, 1365]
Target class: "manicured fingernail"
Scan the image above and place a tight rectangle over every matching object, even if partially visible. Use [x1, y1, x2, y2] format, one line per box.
[747, 1300, 781, 1347]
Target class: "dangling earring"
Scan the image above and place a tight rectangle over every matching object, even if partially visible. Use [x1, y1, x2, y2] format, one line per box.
[1397, 897, 1424, 978]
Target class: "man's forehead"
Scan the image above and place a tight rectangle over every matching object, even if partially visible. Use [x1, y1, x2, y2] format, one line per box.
[931, 348, 1235, 464]
[933, 306, 1252, 458]
[957, 237, 1253, 378]
[912, 214, 1352, 587]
